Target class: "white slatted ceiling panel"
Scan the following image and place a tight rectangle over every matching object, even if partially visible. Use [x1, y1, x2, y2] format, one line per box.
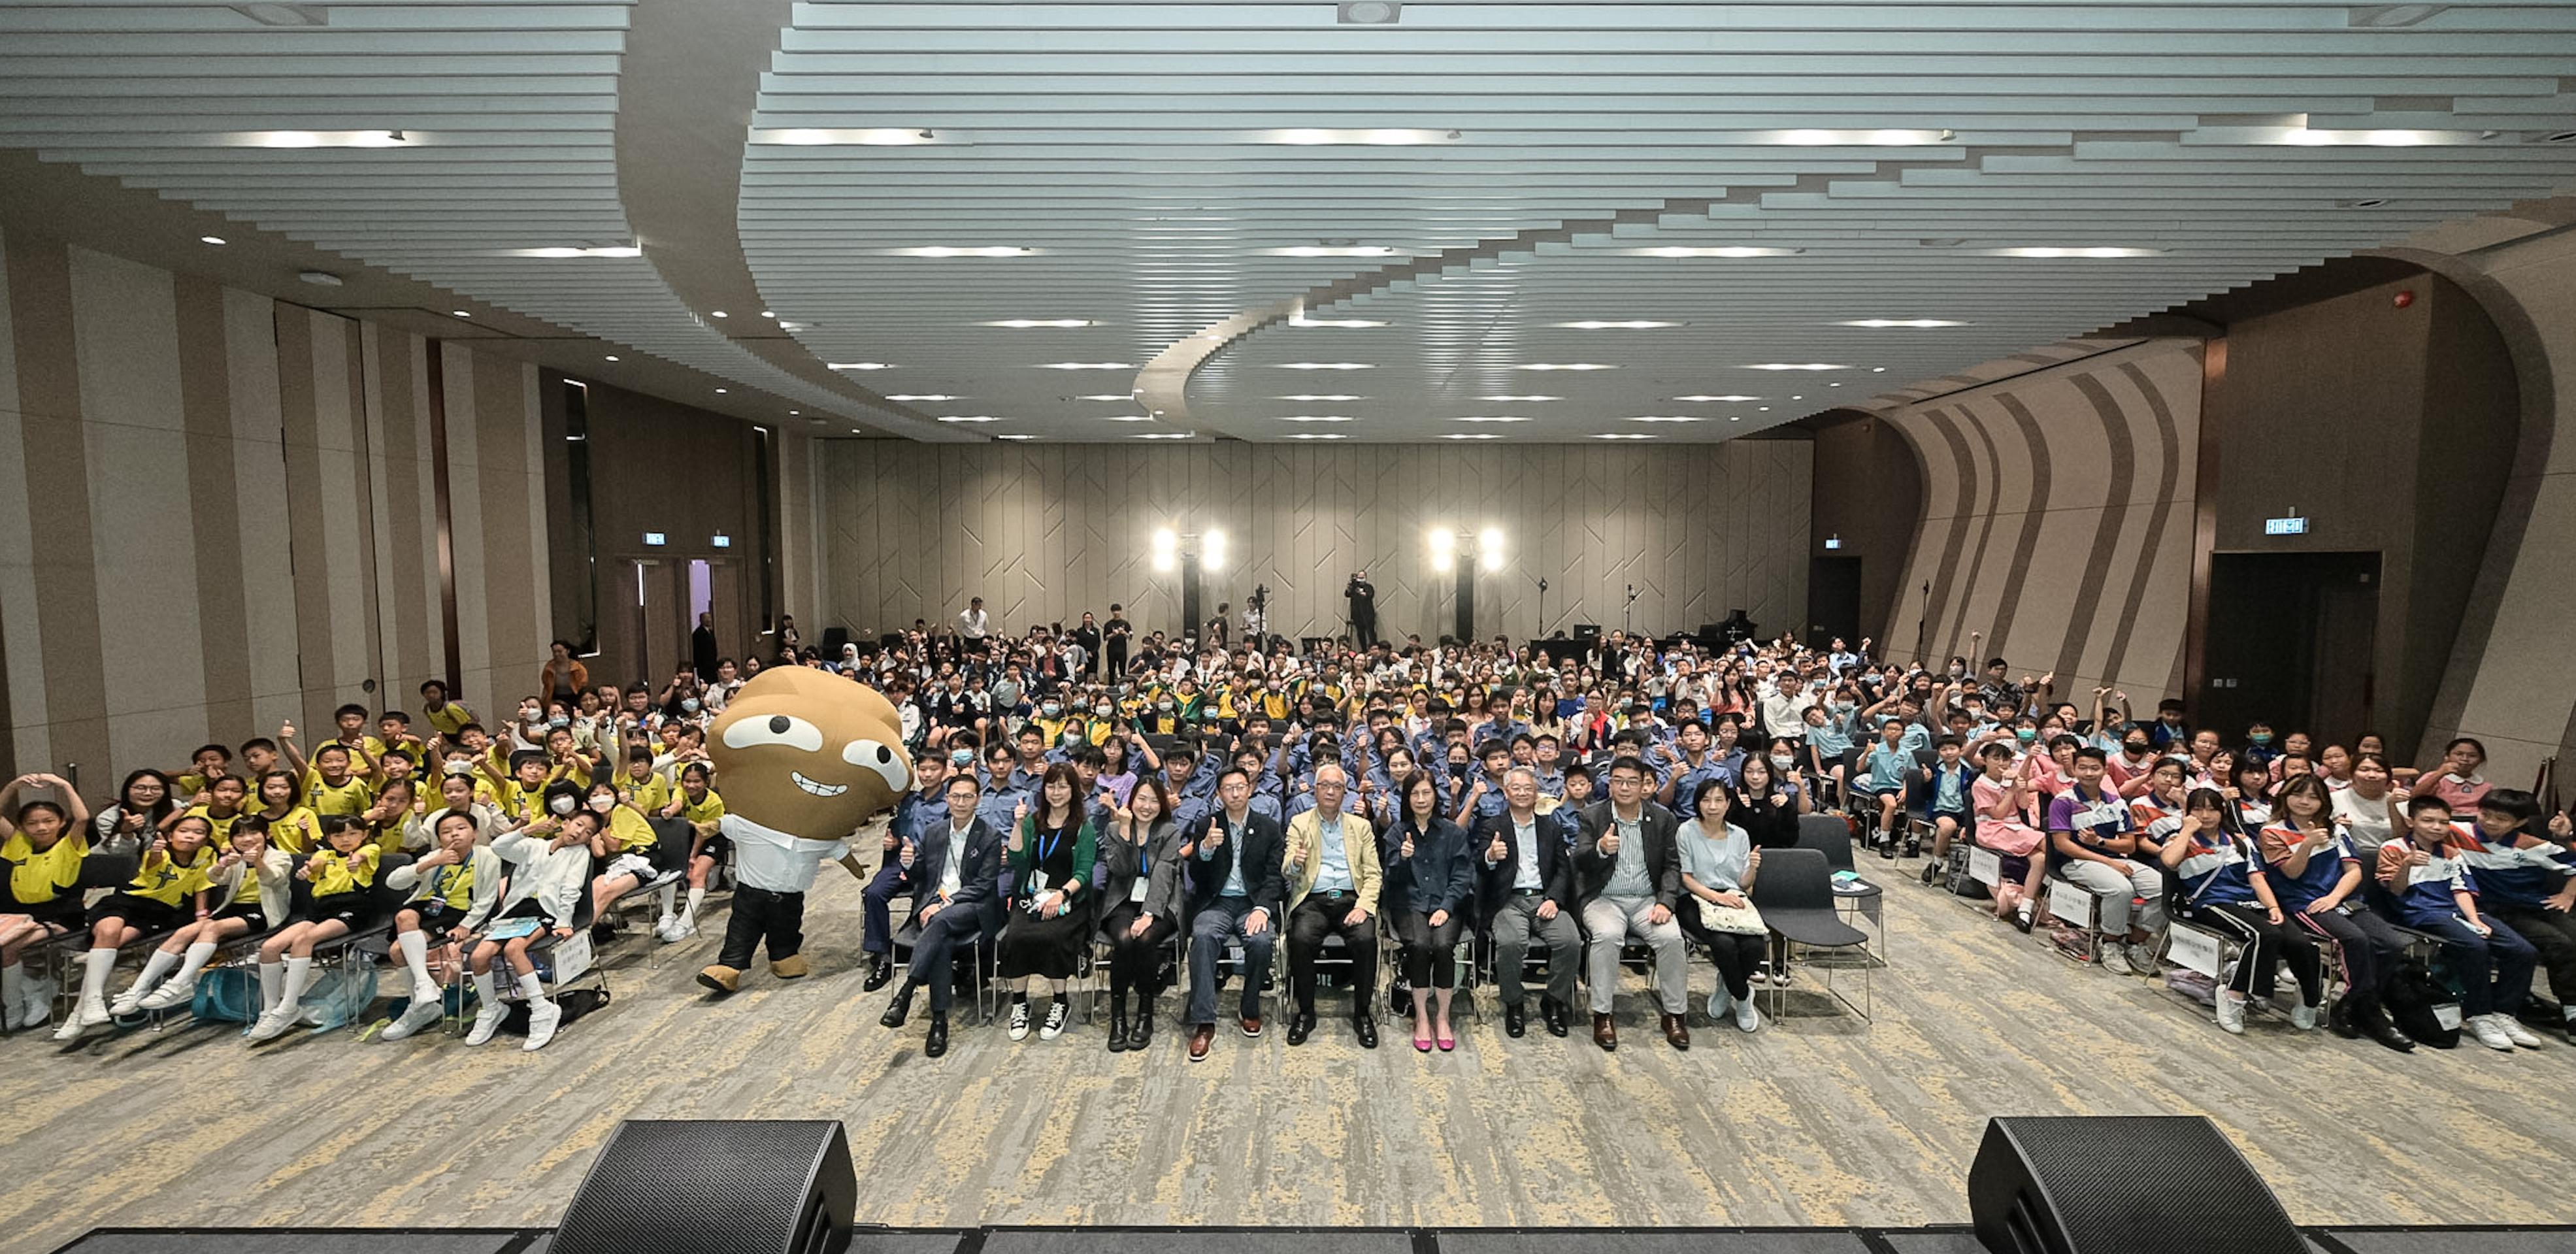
[743, 0, 2576, 441]
[0, 0, 899, 427]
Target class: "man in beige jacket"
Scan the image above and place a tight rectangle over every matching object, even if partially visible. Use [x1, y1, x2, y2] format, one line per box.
[1281, 763, 1382, 1048]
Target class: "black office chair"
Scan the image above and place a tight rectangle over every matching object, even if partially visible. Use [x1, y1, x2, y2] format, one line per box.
[1750, 847, 1873, 1021]
[1794, 813, 1887, 960]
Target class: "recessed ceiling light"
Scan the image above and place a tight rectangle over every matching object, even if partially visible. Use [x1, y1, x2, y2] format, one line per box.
[760, 311, 776, 319]
[1263, 127, 1457, 146]
[1274, 415, 1355, 423]
[995, 433, 1036, 440]
[1672, 394, 1759, 403]
[1593, 433, 1657, 440]
[1872, 367, 1887, 372]
[1625, 246, 1802, 259]
[1287, 316, 1389, 327]
[715, 388, 729, 394]
[1336, 1, 1400, 24]
[1481, 395, 1560, 402]
[1987, 246, 2166, 258]
[452, 310, 471, 318]
[1102, 415, 1155, 422]
[1444, 433, 1503, 440]
[753, 127, 935, 146]
[240, 129, 412, 148]
[510, 246, 642, 258]
[936, 415, 1000, 423]
[1627, 416, 1704, 423]
[199, 235, 227, 246]
[1553, 320, 1678, 329]
[1036, 361, 1130, 371]
[1730, 415, 1743, 421]
[789, 410, 801, 415]
[984, 318, 1100, 328]
[829, 362, 894, 371]
[1513, 363, 1615, 371]
[1135, 432, 1193, 440]
[1453, 416, 1532, 423]
[1770, 128, 1950, 146]
[883, 394, 959, 402]
[885, 246, 1039, 258]
[1277, 393, 1365, 401]
[1839, 319, 1966, 328]
[1274, 362, 1374, 371]
[1072, 394, 1132, 401]
[1744, 363, 1846, 371]
[1268, 246, 1400, 258]
[604, 354, 619, 361]
[1286, 433, 1348, 440]
[710, 310, 728, 318]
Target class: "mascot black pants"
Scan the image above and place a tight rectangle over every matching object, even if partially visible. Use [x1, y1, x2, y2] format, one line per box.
[718, 885, 806, 967]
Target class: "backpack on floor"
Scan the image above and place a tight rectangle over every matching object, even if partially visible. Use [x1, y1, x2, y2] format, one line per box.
[501, 987, 610, 1036]
[1945, 852, 1990, 900]
[2383, 959, 2463, 1049]
[191, 967, 259, 1023]
[302, 961, 379, 1032]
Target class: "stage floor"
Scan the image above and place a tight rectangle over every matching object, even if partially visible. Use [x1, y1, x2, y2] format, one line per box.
[8, 869, 2575, 1254]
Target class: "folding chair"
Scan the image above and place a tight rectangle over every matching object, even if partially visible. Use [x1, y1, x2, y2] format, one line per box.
[1794, 814, 1887, 963]
[2043, 874, 2115, 966]
[1751, 847, 1874, 1022]
[889, 912, 996, 1023]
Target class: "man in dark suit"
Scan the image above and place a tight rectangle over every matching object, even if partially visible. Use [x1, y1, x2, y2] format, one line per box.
[1183, 766, 1285, 1061]
[1473, 767, 1583, 1038]
[1572, 755, 1691, 1051]
[878, 772, 1007, 1058]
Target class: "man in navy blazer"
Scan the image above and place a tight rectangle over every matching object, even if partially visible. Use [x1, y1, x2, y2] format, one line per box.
[878, 772, 1008, 1057]
[1182, 766, 1286, 1061]
[1472, 767, 1584, 1038]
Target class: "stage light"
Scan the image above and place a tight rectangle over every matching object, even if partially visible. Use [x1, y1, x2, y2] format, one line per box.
[1428, 528, 1456, 573]
[1151, 528, 1178, 572]
[1202, 529, 1227, 573]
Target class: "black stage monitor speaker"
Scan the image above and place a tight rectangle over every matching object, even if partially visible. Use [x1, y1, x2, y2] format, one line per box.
[821, 626, 852, 658]
[1572, 623, 1602, 641]
[1968, 1115, 2302, 1254]
[553, 1119, 856, 1254]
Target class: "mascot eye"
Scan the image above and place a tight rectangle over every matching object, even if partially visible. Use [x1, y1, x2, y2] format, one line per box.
[723, 714, 823, 753]
[842, 737, 910, 792]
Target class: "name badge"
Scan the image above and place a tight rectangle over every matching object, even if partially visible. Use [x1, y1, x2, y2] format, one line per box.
[1129, 876, 1148, 904]
[1030, 870, 1050, 894]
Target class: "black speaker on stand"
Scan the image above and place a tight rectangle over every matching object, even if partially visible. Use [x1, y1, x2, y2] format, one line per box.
[553, 1119, 856, 1254]
[1968, 1115, 2302, 1254]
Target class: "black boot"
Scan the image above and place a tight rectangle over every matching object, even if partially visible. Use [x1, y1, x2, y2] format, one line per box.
[1129, 997, 1155, 1050]
[1108, 987, 1131, 1052]
[862, 953, 894, 993]
[2362, 1000, 2415, 1052]
[878, 980, 917, 1029]
[924, 1012, 949, 1058]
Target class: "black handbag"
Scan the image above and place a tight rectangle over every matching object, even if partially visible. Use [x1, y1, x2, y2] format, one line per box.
[2383, 958, 2463, 1049]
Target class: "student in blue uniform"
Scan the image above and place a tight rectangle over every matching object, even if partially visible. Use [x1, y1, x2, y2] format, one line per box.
[2160, 787, 2319, 1036]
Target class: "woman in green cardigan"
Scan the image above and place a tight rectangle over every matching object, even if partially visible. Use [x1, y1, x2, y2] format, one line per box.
[996, 761, 1098, 1042]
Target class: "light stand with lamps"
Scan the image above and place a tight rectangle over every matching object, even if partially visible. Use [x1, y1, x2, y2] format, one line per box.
[1151, 525, 1225, 647]
[1428, 526, 1504, 643]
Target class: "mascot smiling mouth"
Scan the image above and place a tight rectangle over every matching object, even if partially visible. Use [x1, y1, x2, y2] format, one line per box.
[791, 772, 848, 798]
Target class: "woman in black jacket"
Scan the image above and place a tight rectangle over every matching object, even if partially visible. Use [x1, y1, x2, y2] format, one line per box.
[1095, 776, 1185, 1053]
[1728, 753, 1809, 850]
[1385, 771, 1476, 1053]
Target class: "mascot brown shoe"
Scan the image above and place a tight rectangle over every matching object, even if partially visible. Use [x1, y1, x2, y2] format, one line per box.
[769, 954, 811, 979]
[697, 965, 742, 994]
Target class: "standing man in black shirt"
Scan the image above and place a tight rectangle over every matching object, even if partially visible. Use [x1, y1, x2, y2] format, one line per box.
[1346, 570, 1378, 649]
[1104, 604, 1132, 680]
[1074, 612, 1104, 680]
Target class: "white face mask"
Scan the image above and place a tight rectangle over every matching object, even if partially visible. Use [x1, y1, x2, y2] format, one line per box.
[548, 795, 577, 816]
[588, 795, 615, 813]
[1770, 754, 1794, 771]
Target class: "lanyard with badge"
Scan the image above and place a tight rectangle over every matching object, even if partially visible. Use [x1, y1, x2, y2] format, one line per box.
[1028, 821, 1065, 900]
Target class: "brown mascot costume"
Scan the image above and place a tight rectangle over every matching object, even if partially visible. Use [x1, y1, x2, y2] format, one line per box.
[695, 667, 912, 993]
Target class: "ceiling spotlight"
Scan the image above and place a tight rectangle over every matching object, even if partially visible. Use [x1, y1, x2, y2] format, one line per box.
[883, 394, 959, 402]
[1672, 395, 1759, 403]
[1274, 362, 1374, 371]
[1337, 1, 1400, 23]
[1444, 433, 1503, 440]
[761, 311, 776, 319]
[1872, 367, 1887, 372]
[452, 310, 472, 318]
[1513, 363, 1615, 371]
[715, 388, 729, 394]
[200, 235, 227, 246]
[1102, 415, 1155, 422]
[936, 415, 1000, 423]
[983, 318, 1099, 328]
[1553, 320, 1678, 329]
[1987, 246, 2166, 258]
[1286, 433, 1348, 440]
[242, 129, 413, 148]
[1036, 361, 1131, 370]
[885, 246, 1040, 258]
[1274, 416, 1355, 423]
[828, 362, 895, 371]
[1072, 394, 1134, 401]
[754, 127, 935, 146]
[1481, 395, 1560, 402]
[1134, 432, 1193, 440]
[604, 354, 619, 361]
[1743, 363, 1847, 371]
[1625, 246, 1802, 259]
[1278, 393, 1366, 401]
[995, 433, 1037, 440]
[1268, 246, 1401, 258]
[510, 246, 642, 258]
[1839, 319, 1966, 328]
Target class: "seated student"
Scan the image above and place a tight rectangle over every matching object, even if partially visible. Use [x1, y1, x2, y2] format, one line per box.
[247, 814, 385, 1042]
[294, 741, 378, 821]
[2330, 753, 2404, 851]
[2439, 789, 2571, 1046]
[584, 780, 670, 936]
[2378, 795, 2541, 1051]
[660, 762, 728, 942]
[2162, 787, 2320, 1035]
[380, 810, 503, 1042]
[242, 768, 320, 855]
[93, 769, 177, 855]
[2044, 747, 2164, 976]
[1916, 736, 1978, 884]
[1676, 778, 1765, 1034]
[1725, 752, 1806, 851]
[173, 772, 254, 846]
[463, 800, 597, 1051]
[1854, 716, 1913, 847]
[1969, 742, 2049, 931]
[1, 774, 90, 1029]
[116, 816, 293, 1015]
[2257, 775, 2415, 1051]
[1798, 701, 1855, 800]
[56, 815, 221, 1039]
[2224, 759, 2275, 830]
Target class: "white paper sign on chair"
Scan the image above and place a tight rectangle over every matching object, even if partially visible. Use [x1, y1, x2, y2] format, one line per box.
[2046, 879, 2096, 931]
[1968, 846, 2002, 887]
[2166, 925, 2222, 978]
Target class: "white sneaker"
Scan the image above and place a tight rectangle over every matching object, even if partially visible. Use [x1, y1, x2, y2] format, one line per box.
[2498, 1015, 2545, 1049]
[659, 919, 697, 944]
[1733, 996, 1760, 1033]
[18, 978, 55, 1029]
[382, 998, 444, 1042]
[2215, 992, 2247, 1034]
[522, 1000, 563, 1051]
[138, 977, 197, 1012]
[1008, 1000, 1032, 1040]
[464, 1005, 504, 1046]
[2469, 1014, 2517, 1051]
[51, 1008, 97, 1042]
[1039, 998, 1069, 1040]
[2289, 1000, 2318, 1031]
[244, 1006, 299, 1042]
[2128, 943, 2160, 976]
[1707, 986, 1734, 1020]
[654, 912, 677, 936]
[109, 989, 147, 1017]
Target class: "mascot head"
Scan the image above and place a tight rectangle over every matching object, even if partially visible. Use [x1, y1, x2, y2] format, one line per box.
[706, 667, 912, 836]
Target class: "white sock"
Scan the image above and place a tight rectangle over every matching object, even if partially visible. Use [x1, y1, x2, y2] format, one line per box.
[682, 885, 706, 926]
[258, 961, 286, 1011]
[173, 941, 219, 985]
[133, 948, 180, 993]
[656, 882, 679, 916]
[471, 970, 500, 1014]
[396, 929, 437, 997]
[277, 956, 315, 1012]
[517, 970, 553, 1008]
[78, 948, 117, 1006]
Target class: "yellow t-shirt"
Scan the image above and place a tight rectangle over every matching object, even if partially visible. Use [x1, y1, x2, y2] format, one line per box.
[414, 856, 476, 912]
[126, 846, 217, 907]
[621, 772, 671, 816]
[304, 774, 376, 818]
[423, 702, 475, 738]
[1, 831, 87, 907]
[676, 791, 727, 827]
[489, 778, 543, 825]
[605, 806, 657, 853]
[256, 806, 322, 855]
[185, 804, 250, 846]
[306, 846, 382, 898]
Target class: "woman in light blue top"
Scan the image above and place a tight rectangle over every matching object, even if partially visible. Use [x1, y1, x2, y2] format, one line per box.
[1676, 778, 1764, 1033]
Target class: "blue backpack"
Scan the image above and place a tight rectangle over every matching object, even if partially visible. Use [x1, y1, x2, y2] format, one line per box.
[191, 967, 259, 1023]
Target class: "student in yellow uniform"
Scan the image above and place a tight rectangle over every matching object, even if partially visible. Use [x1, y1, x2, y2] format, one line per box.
[463, 798, 595, 1051]
[586, 780, 672, 939]
[1, 773, 91, 1030]
[171, 744, 235, 800]
[419, 679, 477, 741]
[359, 776, 421, 853]
[661, 763, 727, 942]
[616, 747, 672, 816]
[379, 809, 503, 1042]
[301, 745, 378, 819]
[115, 817, 294, 1015]
[376, 712, 430, 765]
[171, 773, 254, 844]
[56, 815, 220, 1040]
[246, 816, 384, 1042]
[246, 770, 321, 855]
[484, 751, 554, 827]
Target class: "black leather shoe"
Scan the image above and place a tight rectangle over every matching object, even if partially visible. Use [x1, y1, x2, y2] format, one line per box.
[1108, 1009, 1131, 1052]
[923, 1013, 949, 1058]
[1129, 1006, 1155, 1050]
[1389, 980, 1412, 1017]
[862, 955, 894, 993]
[2329, 997, 2362, 1040]
[1287, 1009, 1317, 1046]
[878, 982, 916, 1029]
[1352, 1014, 1378, 1049]
[2364, 1005, 2416, 1052]
[1540, 998, 1569, 1038]
[1504, 1000, 1527, 1038]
